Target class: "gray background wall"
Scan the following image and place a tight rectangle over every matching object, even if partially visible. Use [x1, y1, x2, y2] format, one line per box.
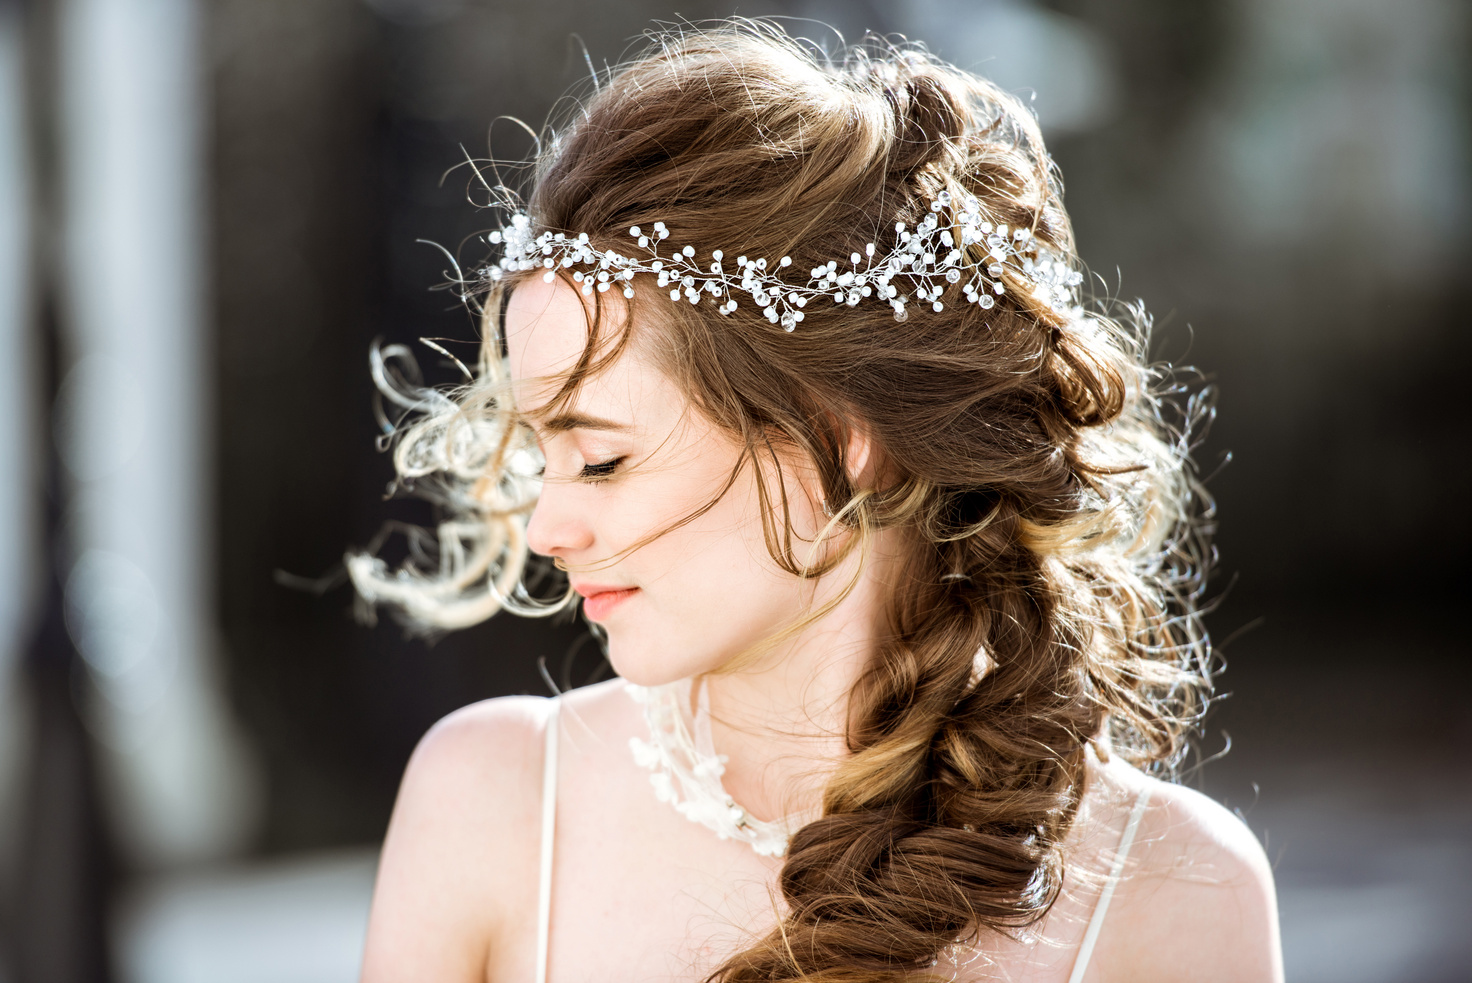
[2, 1, 1467, 981]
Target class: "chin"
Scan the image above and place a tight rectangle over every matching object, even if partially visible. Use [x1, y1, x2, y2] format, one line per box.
[604, 641, 690, 688]
[602, 628, 726, 688]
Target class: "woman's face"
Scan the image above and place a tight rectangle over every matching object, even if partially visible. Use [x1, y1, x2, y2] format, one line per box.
[505, 277, 823, 686]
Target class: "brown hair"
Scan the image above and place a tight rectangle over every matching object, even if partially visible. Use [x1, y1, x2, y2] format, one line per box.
[352, 20, 1214, 981]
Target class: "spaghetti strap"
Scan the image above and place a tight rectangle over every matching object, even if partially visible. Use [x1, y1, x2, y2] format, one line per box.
[1066, 783, 1153, 983]
[535, 698, 560, 983]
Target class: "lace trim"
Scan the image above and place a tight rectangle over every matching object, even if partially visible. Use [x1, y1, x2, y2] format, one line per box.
[626, 679, 795, 857]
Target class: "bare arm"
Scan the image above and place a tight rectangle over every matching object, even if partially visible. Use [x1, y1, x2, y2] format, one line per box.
[360, 697, 546, 983]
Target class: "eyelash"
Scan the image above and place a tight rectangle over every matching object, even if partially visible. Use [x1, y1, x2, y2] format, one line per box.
[578, 457, 625, 484]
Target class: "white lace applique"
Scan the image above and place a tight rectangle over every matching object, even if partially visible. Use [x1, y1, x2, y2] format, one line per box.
[626, 679, 795, 857]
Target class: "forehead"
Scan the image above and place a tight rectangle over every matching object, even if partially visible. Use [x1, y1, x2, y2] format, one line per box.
[503, 276, 667, 424]
[504, 276, 601, 384]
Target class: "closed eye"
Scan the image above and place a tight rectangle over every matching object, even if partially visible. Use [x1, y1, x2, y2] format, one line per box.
[578, 457, 624, 483]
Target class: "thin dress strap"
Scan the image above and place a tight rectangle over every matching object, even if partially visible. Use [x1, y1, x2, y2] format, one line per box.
[535, 698, 560, 983]
[1066, 783, 1153, 983]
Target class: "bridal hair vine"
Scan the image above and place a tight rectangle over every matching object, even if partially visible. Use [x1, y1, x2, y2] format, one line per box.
[482, 191, 1085, 331]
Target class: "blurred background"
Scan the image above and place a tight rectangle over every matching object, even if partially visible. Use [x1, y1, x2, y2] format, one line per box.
[1, 0, 1468, 980]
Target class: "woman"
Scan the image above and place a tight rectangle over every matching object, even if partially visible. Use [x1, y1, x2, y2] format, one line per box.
[350, 22, 1282, 983]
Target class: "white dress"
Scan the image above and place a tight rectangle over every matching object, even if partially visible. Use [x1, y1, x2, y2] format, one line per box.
[533, 698, 1151, 983]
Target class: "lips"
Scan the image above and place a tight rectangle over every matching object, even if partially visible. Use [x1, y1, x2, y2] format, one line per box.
[572, 583, 639, 622]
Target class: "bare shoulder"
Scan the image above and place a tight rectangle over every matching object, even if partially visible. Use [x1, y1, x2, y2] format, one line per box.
[360, 694, 555, 983]
[1085, 761, 1284, 982]
[412, 693, 553, 790]
[361, 680, 636, 982]
[381, 677, 630, 867]
[389, 694, 556, 854]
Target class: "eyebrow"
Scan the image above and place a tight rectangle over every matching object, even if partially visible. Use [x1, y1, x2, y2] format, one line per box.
[527, 411, 632, 435]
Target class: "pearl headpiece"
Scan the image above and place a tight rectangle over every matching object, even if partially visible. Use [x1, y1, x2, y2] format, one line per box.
[483, 192, 1084, 331]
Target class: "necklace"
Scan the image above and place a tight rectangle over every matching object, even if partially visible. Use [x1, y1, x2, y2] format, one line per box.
[626, 678, 795, 857]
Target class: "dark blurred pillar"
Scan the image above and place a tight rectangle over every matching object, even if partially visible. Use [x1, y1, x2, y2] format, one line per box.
[13, 392, 115, 983]
[4, 0, 115, 979]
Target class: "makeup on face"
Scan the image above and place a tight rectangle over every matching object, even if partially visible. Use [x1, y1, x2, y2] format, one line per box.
[505, 277, 828, 686]
[573, 583, 640, 622]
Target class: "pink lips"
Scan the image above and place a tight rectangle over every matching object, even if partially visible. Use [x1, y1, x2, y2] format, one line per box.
[573, 583, 639, 622]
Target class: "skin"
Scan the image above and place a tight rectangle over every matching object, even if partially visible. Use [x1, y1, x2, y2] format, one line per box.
[360, 277, 1284, 983]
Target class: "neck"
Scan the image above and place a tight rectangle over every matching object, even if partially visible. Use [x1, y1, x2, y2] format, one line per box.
[699, 527, 903, 824]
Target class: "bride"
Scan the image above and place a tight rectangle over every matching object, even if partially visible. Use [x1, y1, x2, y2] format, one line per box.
[350, 21, 1281, 983]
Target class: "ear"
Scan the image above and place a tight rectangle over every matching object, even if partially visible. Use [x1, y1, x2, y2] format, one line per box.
[796, 413, 882, 520]
[844, 423, 880, 491]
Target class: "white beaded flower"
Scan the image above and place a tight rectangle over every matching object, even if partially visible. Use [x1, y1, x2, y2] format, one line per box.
[482, 193, 1084, 332]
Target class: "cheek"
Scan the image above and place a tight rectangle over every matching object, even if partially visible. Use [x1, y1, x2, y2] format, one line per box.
[600, 473, 812, 683]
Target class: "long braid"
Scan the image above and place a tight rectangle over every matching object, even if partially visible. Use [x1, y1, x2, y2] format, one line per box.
[713, 480, 1112, 980]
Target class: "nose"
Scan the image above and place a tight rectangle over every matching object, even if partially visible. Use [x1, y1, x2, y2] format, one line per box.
[524, 483, 594, 558]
